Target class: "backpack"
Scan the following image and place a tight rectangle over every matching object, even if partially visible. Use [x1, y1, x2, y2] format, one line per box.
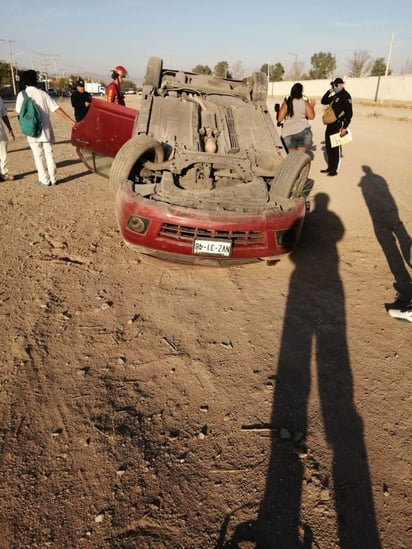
[18, 90, 42, 137]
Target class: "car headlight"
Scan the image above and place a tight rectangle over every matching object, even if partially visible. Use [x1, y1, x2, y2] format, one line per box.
[276, 229, 295, 249]
[126, 216, 150, 234]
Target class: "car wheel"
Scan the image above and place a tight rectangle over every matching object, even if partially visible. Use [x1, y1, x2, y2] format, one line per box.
[271, 151, 311, 199]
[251, 71, 268, 102]
[109, 135, 164, 194]
[144, 57, 163, 90]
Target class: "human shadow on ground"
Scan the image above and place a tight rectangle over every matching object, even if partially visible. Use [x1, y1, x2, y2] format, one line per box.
[53, 169, 92, 185]
[12, 158, 89, 182]
[10, 145, 31, 154]
[218, 193, 381, 549]
[9, 139, 71, 155]
[358, 165, 411, 304]
[56, 158, 83, 168]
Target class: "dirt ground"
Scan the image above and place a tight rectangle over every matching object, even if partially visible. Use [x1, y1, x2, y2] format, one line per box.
[0, 93, 411, 549]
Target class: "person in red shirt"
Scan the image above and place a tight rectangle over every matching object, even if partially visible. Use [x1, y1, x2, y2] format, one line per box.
[105, 65, 127, 105]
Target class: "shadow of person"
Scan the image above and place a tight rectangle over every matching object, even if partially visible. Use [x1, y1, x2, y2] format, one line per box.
[52, 169, 92, 185]
[219, 193, 381, 549]
[359, 165, 411, 303]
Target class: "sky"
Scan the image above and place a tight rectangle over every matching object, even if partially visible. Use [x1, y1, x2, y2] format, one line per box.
[1, 0, 411, 84]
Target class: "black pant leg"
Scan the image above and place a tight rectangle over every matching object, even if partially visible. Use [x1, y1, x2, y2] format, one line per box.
[325, 122, 342, 172]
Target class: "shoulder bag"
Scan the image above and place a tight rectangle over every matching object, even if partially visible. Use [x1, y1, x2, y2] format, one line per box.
[322, 101, 337, 125]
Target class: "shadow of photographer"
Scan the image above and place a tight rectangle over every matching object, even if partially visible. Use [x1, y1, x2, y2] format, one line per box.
[218, 193, 381, 549]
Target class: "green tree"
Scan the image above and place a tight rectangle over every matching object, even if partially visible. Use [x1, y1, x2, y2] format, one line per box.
[260, 63, 270, 77]
[192, 64, 212, 75]
[214, 61, 230, 78]
[260, 63, 284, 82]
[0, 60, 11, 88]
[346, 49, 372, 77]
[371, 57, 391, 76]
[309, 52, 336, 79]
[50, 76, 72, 95]
[271, 62, 284, 82]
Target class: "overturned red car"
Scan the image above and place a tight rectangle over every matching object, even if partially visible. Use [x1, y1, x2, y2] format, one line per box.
[71, 57, 313, 265]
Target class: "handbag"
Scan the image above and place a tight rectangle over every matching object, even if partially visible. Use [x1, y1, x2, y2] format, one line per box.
[322, 104, 337, 125]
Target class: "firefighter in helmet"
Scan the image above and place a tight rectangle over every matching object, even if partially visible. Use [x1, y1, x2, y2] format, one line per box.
[106, 65, 128, 105]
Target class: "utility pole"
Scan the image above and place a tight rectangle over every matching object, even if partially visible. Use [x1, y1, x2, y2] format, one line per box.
[38, 53, 57, 90]
[0, 38, 16, 95]
[384, 33, 394, 78]
[380, 33, 394, 104]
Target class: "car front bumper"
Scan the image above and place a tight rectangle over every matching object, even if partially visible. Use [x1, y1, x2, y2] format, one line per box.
[115, 183, 306, 265]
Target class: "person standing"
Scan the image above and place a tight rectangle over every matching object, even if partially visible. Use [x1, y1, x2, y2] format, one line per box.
[0, 95, 15, 181]
[320, 77, 353, 176]
[15, 70, 75, 186]
[277, 82, 315, 155]
[70, 79, 92, 122]
[105, 65, 127, 105]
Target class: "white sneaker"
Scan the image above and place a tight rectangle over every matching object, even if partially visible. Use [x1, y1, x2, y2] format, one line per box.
[1, 173, 15, 181]
[387, 302, 412, 323]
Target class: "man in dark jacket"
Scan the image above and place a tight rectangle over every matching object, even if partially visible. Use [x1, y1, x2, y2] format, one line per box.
[70, 79, 92, 122]
[320, 77, 353, 176]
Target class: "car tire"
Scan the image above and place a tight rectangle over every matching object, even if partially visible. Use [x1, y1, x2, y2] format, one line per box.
[271, 151, 311, 199]
[251, 71, 268, 102]
[144, 57, 163, 90]
[109, 135, 164, 194]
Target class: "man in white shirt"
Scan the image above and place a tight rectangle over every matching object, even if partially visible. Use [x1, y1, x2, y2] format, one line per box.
[15, 70, 75, 186]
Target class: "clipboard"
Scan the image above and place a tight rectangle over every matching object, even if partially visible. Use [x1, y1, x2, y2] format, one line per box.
[330, 129, 352, 148]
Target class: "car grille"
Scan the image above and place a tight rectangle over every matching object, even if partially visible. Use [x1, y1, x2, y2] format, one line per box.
[158, 223, 264, 247]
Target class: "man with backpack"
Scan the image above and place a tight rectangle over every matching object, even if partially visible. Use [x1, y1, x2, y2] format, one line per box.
[15, 70, 75, 186]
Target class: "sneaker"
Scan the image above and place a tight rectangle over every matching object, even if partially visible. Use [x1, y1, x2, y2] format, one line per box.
[387, 302, 412, 322]
[2, 173, 15, 181]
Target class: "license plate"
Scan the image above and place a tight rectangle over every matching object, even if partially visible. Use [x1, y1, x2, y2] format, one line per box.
[193, 238, 232, 257]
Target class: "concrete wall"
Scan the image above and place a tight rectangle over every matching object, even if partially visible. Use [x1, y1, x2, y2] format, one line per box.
[268, 74, 412, 102]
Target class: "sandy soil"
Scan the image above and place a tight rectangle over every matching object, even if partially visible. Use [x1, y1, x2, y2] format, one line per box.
[0, 93, 411, 549]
